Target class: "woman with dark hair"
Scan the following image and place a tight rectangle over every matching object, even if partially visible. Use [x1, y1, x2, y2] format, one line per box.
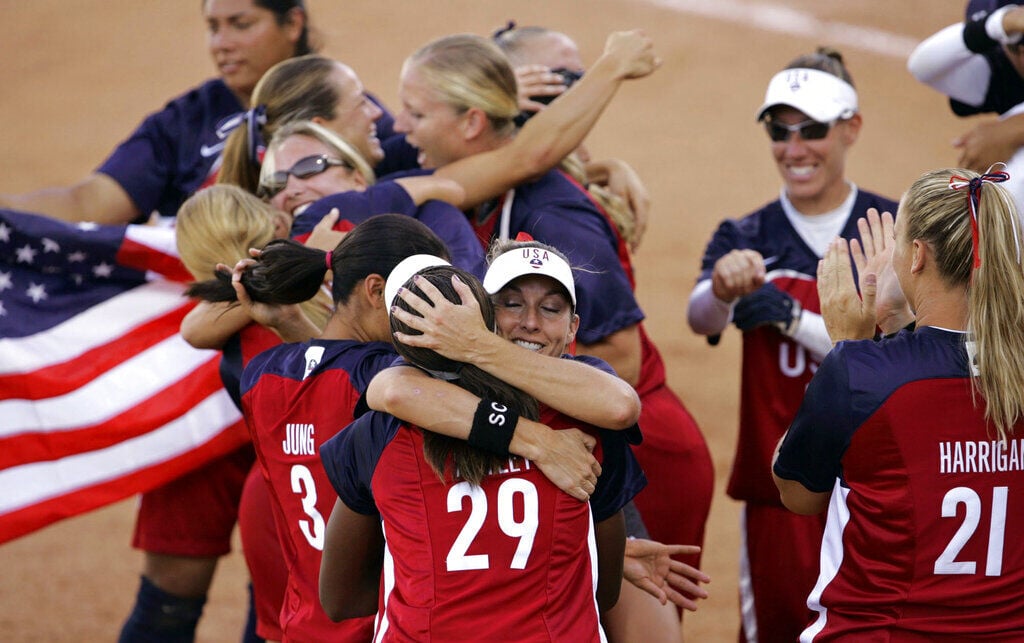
[319, 259, 646, 641]
[1, 0, 320, 224]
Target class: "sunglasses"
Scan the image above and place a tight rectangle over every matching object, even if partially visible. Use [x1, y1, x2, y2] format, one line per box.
[764, 119, 833, 142]
[258, 154, 351, 199]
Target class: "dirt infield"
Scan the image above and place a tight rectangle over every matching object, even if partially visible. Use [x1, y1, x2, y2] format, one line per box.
[1, 1, 967, 640]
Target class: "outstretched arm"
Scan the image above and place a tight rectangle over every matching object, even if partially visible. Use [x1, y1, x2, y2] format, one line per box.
[437, 30, 661, 209]
[0, 173, 140, 224]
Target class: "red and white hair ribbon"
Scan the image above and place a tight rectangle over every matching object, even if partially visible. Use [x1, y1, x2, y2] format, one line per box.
[948, 165, 1013, 269]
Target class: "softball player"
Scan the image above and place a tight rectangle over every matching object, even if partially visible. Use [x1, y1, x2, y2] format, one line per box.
[686, 49, 898, 642]
[392, 33, 713, 586]
[320, 262, 646, 641]
[908, 0, 1024, 212]
[775, 168, 1024, 640]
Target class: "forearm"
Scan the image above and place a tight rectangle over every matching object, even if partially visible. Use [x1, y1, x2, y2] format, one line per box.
[180, 301, 251, 349]
[686, 279, 733, 336]
[0, 174, 138, 224]
[788, 311, 834, 362]
[367, 366, 547, 459]
[460, 332, 640, 429]
[907, 23, 992, 106]
[438, 44, 641, 209]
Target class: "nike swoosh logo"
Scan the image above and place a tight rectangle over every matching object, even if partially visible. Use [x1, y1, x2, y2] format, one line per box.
[200, 142, 226, 158]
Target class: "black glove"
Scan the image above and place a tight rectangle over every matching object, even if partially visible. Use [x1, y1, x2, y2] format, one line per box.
[732, 283, 801, 333]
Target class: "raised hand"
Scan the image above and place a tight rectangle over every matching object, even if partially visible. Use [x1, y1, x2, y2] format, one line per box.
[818, 237, 876, 343]
[602, 30, 661, 80]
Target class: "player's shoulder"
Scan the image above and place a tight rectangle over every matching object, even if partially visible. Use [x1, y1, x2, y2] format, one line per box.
[853, 187, 899, 214]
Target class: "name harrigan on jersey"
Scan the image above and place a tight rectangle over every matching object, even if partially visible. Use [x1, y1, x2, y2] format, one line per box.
[940, 439, 1024, 474]
[283, 423, 315, 456]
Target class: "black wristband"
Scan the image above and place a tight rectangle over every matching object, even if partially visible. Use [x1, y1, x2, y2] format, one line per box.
[963, 12, 1000, 53]
[468, 399, 518, 457]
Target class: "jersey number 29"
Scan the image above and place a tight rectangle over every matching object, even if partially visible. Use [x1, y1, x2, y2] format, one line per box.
[446, 479, 539, 572]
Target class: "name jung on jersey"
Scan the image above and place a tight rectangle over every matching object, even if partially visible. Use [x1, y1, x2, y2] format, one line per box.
[283, 421, 533, 480]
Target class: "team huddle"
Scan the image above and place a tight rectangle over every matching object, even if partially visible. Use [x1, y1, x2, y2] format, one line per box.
[4, 0, 1024, 641]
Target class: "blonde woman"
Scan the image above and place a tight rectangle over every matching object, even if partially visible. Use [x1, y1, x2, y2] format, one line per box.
[774, 168, 1024, 639]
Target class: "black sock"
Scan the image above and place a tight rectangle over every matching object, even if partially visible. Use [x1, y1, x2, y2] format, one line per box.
[240, 582, 265, 643]
[117, 575, 206, 643]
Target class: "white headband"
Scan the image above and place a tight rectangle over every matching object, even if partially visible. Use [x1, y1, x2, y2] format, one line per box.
[756, 67, 858, 123]
[483, 247, 576, 305]
[384, 254, 451, 313]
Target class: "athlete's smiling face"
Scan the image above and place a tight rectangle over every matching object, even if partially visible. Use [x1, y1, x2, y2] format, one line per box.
[318, 63, 385, 165]
[204, 0, 302, 103]
[393, 63, 471, 169]
[768, 105, 861, 215]
[266, 134, 367, 218]
[492, 275, 579, 358]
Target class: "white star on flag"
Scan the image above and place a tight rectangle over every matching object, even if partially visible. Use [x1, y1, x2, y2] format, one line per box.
[16, 244, 38, 264]
[93, 262, 114, 278]
[26, 282, 47, 303]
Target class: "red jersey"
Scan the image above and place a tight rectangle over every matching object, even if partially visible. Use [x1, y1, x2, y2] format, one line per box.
[775, 328, 1024, 639]
[322, 400, 645, 642]
[240, 339, 398, 642]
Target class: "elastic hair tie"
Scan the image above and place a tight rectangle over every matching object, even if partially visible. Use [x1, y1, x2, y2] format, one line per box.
[324, 250, 333, 270]
[245, 104, 268, 167]
[492, 20, 516, 40]
[948, 164, 1014, 269]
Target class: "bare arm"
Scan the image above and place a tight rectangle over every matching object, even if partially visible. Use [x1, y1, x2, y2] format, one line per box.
[436, 30, 661, 210]
[0, 173, 140, 224]
[319, 499, 384, 621]
[180, 301, 253, 350]
[391, 274, 641, 427]
[367, 365, 601, 502]
[771, 434, 830, 515]
[595, 511, 627, 613]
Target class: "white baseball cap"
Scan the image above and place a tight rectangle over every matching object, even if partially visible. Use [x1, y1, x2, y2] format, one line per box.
[483, 247, 576, 305]
[384, 254, 451, 312]
[755, 68, 858, 123]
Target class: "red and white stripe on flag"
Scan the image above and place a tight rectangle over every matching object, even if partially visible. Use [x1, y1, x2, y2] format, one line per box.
[0, 222, 248, 544]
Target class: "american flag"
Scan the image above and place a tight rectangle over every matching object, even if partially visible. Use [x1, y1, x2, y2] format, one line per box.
[0, 209, 248, 544]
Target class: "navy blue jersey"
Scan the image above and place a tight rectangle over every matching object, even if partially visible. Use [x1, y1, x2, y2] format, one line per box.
[98, 79, 243, 222]
[473, 169, 643, 345]
[288, 180, 485, 279]
[97, 79, 396, 223]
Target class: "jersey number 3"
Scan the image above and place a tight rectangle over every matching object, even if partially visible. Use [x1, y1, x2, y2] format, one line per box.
[934, 486, 1007, 576]
[446, 479, 539, 572]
